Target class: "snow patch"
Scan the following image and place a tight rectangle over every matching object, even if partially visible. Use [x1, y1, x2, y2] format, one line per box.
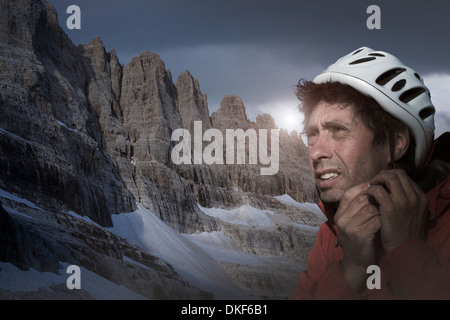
[183, 231, 280, 266]
[0, 188, 43, 211]
[108, 203, 251, 299]
[274, 194, 323, 216]
[0, 262, 147, 299]
[56, 120, 78, 132]
[198, 204, 275, 227]
[67, 210, 102, 228]
[0, 187, 321, 299]
[2, 205, 36, 220]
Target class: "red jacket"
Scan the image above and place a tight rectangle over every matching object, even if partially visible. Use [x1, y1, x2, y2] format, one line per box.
[291, 133, 450, 299]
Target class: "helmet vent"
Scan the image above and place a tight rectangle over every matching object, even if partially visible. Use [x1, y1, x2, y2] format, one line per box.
[399, 87, 426, 103]
[352, 48, 365, 55]
[391, 79, 406, 92]
[369, 53, 385, 57]
[349, 57, 376, 65]
[419, 106, 435, 120]
[376, 68, 406, 85]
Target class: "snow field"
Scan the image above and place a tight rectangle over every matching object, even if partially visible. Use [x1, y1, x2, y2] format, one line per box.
[0, 188, 322, 299]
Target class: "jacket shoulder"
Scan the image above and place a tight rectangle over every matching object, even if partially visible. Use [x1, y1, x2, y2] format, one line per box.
[425, 132, 450, 165]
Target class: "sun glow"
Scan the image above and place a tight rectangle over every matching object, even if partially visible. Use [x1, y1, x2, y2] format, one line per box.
[268, 103, 304, 133]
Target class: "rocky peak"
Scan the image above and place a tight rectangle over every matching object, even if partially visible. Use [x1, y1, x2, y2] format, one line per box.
[211, 95, 250, 130]
[120, 50, 180, 163]
[108, 48, 122, 102]
[78, 36, 108, 74]
[0, 0, 46, 51]
[255, 113, 277, 129]
[0, 0, 136, 227]
[43, 1, 59, 26]
[175, 70, 211, 131]
[217, 95, 248, 120]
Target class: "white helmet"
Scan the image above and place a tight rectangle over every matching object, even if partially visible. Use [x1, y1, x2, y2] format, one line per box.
[313, 47, 435, 167]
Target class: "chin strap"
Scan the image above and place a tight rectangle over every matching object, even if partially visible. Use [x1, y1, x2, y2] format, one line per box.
[389, 132, 397, 169]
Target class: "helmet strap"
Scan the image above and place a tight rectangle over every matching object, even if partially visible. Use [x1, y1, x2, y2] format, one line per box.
[389, 131, 397, 169]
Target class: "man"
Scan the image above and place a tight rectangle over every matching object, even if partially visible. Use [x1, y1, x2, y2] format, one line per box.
[291, 47, 450, 299]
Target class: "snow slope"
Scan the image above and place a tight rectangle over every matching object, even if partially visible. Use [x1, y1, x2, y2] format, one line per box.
[274, 194, 323, 217]
[0, 261, 147, 299]
[1, 188, 322, 299]
[198, 204, 275, 227]
[108, 199, 323, 299]
[108, 203, 252, 299]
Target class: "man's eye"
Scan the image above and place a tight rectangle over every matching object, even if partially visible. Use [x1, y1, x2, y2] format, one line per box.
[302, 131, 315, 138]
[304, 132, 318, 146]
[332, 126, 347, 132]
[331, 126, 349, 134]
[330, 126, 349, 139]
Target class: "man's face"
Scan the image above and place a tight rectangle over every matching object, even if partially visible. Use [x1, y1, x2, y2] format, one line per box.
[304, 101, 390, 206]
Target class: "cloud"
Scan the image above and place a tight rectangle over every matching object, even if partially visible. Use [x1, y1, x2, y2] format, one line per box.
[423, 73, 450, 137]
[157, 43, 323, 114]
[52, 0, 450, 72]
[50, 0, 450, 140]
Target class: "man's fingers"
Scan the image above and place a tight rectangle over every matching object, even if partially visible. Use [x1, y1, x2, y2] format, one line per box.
[369, 169, 426, 209]
[335, 193, 381, 238]
[350, 204, 380, 228]
[369, 169, 409, 202]
[337, 182, 370, 209]
[367, 184, 394, 210]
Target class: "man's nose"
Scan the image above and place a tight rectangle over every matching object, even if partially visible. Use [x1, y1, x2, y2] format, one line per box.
[309, 133, 333, 164]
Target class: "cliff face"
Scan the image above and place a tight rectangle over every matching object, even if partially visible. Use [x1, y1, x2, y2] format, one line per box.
[0, 0, 321, 299]
[0, 0, 136, 227]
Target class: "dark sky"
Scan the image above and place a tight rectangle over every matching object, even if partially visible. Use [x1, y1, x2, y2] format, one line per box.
[50, 0, 450, 135]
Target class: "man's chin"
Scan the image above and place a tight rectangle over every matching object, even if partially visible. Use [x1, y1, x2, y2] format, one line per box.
[317, 189, 343, 209]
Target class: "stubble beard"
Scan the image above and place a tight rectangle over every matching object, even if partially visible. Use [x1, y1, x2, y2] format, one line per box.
[316, 159, 377, 209]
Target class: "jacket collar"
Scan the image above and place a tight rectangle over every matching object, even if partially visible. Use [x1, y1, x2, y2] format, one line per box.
[318, 201, 335, 222]
[318, 201, 338, 237]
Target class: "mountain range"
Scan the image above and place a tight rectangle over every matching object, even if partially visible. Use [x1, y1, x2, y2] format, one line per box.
[0, 0, 323, 299]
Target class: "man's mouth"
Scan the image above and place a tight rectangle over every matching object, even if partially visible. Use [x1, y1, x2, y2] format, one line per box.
[315, 170, 341, 189]
[319, 172, 339, 180]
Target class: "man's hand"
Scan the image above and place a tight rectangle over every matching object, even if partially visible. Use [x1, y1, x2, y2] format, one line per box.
[368, 169, 429, 253]
[334, 182, 381, 292]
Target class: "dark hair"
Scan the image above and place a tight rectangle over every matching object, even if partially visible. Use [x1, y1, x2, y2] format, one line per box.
[296, 79, 415, 165]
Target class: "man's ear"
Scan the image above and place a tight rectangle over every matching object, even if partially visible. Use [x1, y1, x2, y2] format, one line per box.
[394, 129, 410, 161]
